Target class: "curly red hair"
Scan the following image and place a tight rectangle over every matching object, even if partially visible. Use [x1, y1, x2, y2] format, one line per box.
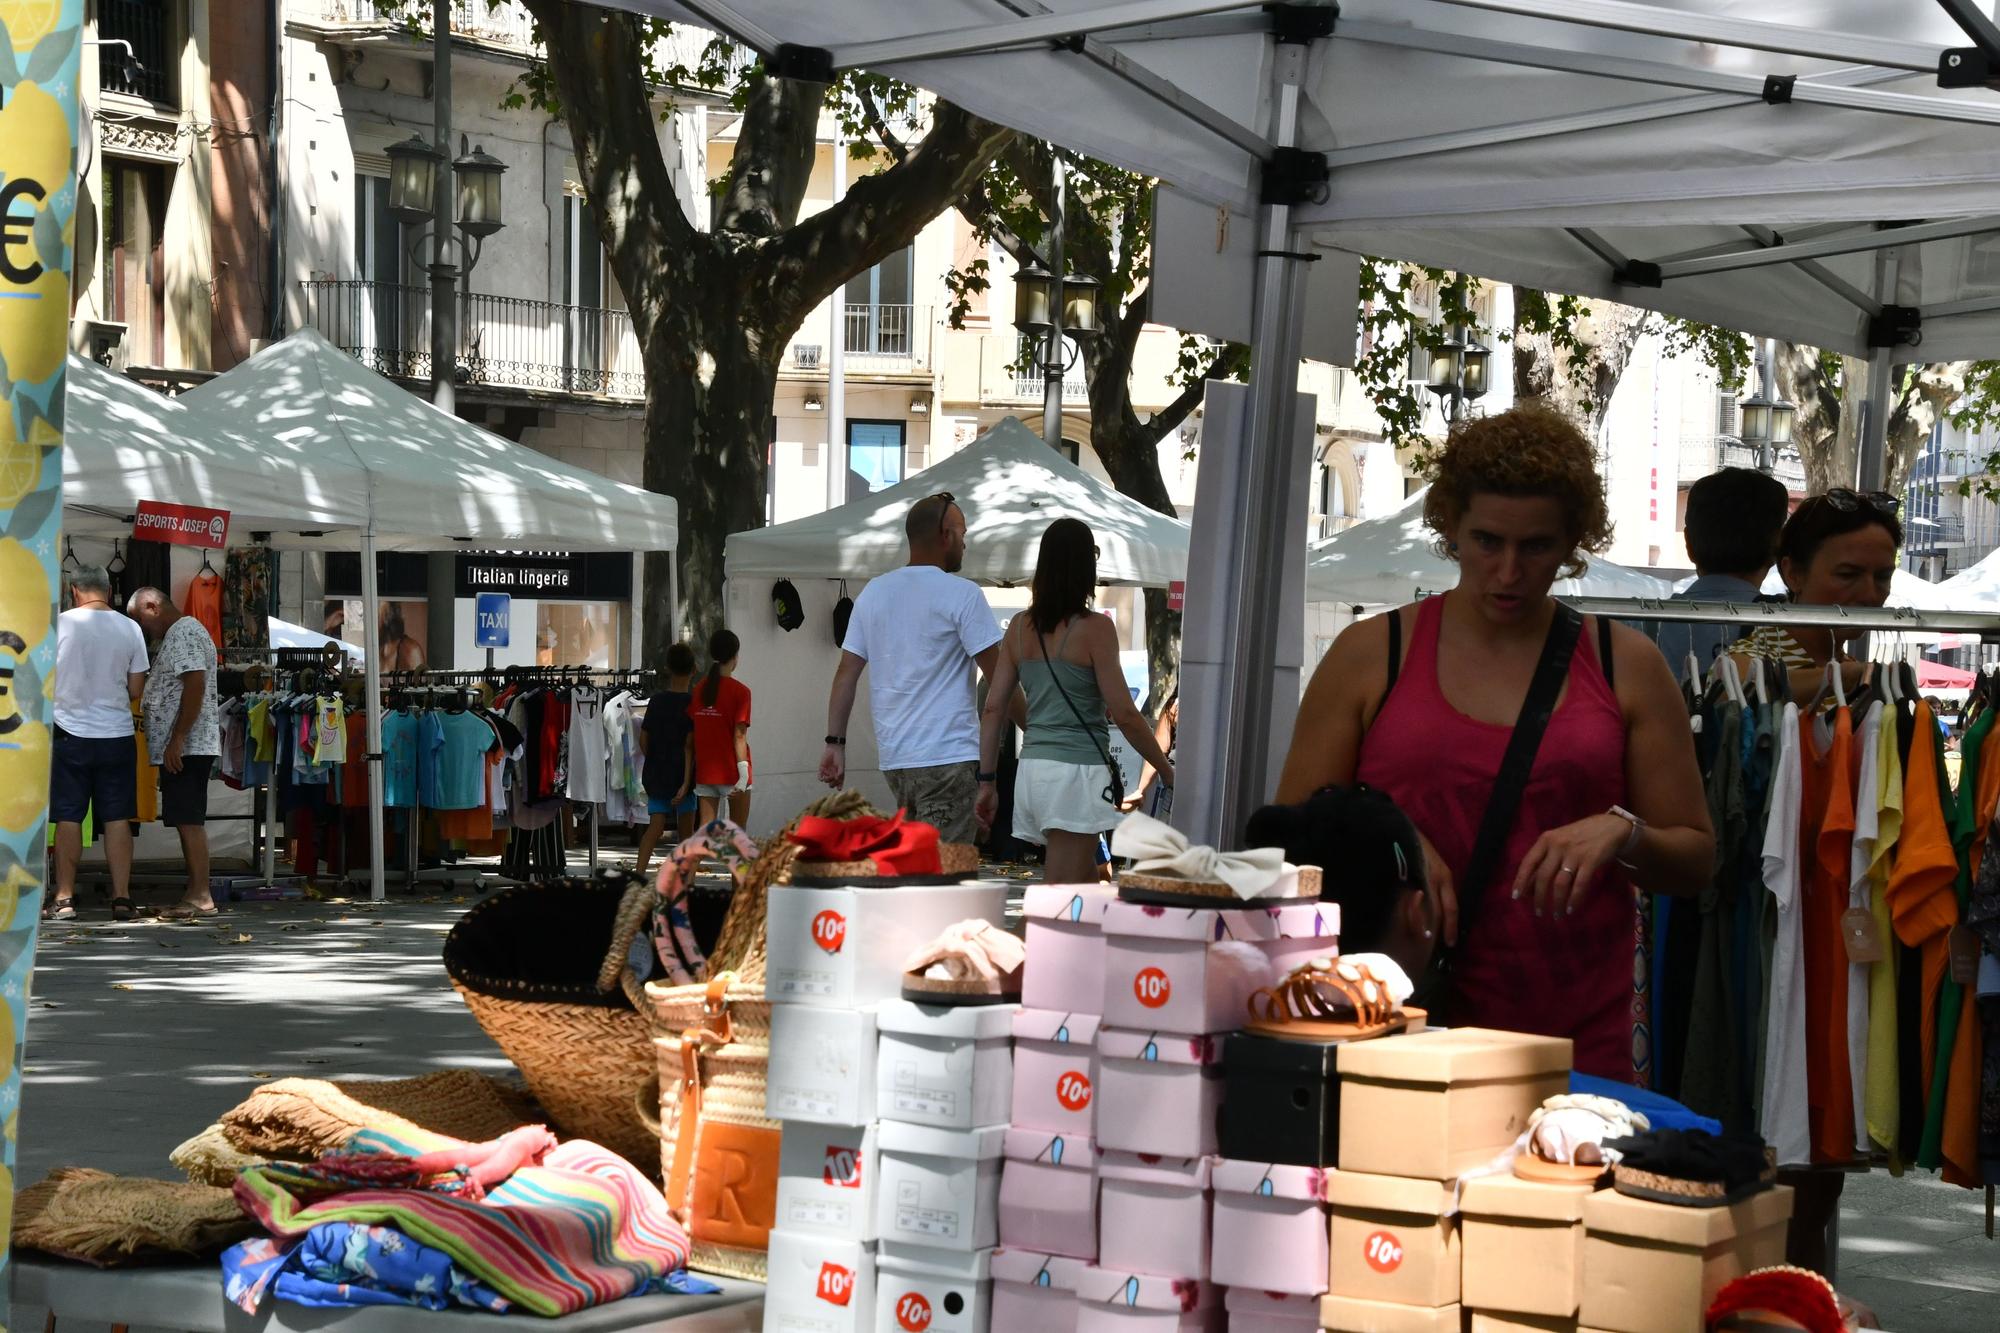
[1421, 402, 1614, 579]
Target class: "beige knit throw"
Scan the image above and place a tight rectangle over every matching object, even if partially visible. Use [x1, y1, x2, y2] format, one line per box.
[218, 1069, 540, 1159]
[13, 1167, 259, 1267]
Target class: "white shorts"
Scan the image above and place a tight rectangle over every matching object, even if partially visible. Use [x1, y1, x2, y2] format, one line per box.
[695, 782, 751, 799]
[1012, 757, 1119, 845]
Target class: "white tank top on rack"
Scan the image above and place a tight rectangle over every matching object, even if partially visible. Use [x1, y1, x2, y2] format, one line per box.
[566, 686, 608, 804]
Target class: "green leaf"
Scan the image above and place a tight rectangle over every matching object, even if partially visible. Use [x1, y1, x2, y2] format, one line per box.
[11, 650, 42, 724]
[22, 25, 77, 89]
[0, 26, 22, 92]
[32, 206, 63, 274]
[6, 481, 55, 545]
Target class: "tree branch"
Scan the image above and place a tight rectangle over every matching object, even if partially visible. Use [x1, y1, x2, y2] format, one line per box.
[1149, 347, 1241, 442]
[856, 84, 908, 164]
[716, 70, 824, 238]
[761, 100, 1012, 330]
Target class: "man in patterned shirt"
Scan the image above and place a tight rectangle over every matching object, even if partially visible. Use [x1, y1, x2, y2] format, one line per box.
[128, 586, 222, 919]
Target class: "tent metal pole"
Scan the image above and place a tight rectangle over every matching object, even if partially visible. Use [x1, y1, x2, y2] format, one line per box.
[360, 533, 388, 903]
[1857, 249, 1903, 491]
[831, 0, 1261, 68]
[1661, 218, 2000, 282]
[1424, 0, 1940, 73]
[1193, 44, 1313, 844]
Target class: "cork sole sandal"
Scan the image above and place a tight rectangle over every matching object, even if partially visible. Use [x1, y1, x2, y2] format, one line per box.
[1244, 958, 1418, 1043]
[1512, 1154, 1610, 1186]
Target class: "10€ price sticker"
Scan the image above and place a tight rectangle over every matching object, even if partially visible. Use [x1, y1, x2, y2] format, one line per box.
[1364, 1230, 1405, 1273]
[1055, 1070, 1093, 1112]
[816, 1263, 855, 1306]
[811, 909, 847, 954]
[1133, 966, 1171, 1009]
[895, 1292, 933, 1332]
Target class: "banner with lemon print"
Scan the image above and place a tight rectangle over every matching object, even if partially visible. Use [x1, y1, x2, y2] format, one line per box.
[0, 0, 79, 1318]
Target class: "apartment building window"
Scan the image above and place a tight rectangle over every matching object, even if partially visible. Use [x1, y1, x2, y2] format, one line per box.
[103, 161, 168, 365]
[1717, 390, 1738, 438]
[848, 421, 906, 495]
[846, 246, 913, 355]
[98, 0, 178, 105]
[354, 175, 412, 365]
[563, 195, 607, 385]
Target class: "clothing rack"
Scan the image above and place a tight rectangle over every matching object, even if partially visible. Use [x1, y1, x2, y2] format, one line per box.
[217, 648, 346, 899]
[1563, 596, 2000, 642]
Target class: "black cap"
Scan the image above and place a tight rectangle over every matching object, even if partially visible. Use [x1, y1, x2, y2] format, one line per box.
[772, 579, 804, 632]
[832, 595, 854, 647]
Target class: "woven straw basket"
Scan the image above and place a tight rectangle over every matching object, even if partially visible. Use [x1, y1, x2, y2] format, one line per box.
[444, 876, 661, 1173]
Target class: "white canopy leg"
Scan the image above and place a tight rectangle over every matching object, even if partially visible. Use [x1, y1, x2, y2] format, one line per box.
[360, 532, 387, 902]
[1856, 248, 1904, 491]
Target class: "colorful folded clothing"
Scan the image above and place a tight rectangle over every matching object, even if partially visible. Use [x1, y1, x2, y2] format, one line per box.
[225, 1223, 511, 1314]
[255, 1125, 559, 1201]
[231, 1132, 691, 1317]
[219, 1070, 541, 1159]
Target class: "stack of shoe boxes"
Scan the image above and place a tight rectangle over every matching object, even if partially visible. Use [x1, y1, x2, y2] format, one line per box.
[762, 877, 1007, 1333]
[993, 884, 1116, 1333]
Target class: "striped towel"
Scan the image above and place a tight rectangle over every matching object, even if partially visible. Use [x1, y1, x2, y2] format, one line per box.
[232, 1132, 691, 1317]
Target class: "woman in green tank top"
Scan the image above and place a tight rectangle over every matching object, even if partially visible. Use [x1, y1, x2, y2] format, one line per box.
[976, 519, 1177, 883]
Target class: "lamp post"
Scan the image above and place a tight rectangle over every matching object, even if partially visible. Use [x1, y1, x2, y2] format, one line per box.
[385, 1, 507, 412]
[1422, 325, 1490, 427]
[1011, 164, 1102, 453]
[1738, 339, 1797, 475]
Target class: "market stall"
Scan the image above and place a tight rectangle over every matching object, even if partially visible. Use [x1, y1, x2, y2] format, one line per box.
[722, 416, 1188, 831]
[77, 329, 680, 900]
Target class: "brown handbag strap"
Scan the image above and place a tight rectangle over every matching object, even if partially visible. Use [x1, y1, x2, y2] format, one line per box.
[664, 972, 737, 1213]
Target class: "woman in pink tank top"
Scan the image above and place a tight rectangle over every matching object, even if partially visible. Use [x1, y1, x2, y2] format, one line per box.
[1278, 406, 1714, 1080]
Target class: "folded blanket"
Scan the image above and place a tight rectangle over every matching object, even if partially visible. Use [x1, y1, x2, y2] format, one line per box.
[14, 1168, 260, 1267]
[232, 1133, 691, 1316]
[220, 1070, 540, 1160]
[225, 1223, 510, 1313]
[257, 1126, 559, 1201]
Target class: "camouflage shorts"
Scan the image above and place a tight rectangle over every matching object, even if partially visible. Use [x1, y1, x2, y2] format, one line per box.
[884, 762, 980, 845]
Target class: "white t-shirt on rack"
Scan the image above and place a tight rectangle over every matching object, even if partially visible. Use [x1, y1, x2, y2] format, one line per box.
[842, 564, 1003, 771]
[54, 607, 150, 738]
[1759, 701, 1810, 1168]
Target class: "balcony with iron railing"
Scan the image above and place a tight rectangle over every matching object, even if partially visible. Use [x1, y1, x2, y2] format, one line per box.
[1677, 436, 1806, 491]
[300, 279, 645, 400]
[295, 0, 746, 82]
[783, 305, 934, 376]
[976, 332, 1089, 404]
[98, 0, 175, 104]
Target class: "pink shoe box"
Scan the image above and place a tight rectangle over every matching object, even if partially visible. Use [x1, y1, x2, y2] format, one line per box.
[1223, 1289, 1323, 1333]
[1209, 1159, 1329, 1296]
[875, 999, 1018, 1131]
[1102, 901, 1339, 1035]
[1097, 1150, 1214, 1280]
[764, 1228, 877, 1333]
[992, 1248, 1087, 1333]
[1097, 1028, 1221, 1158]
[1073, 1265, 1223, 1333]
[875, 1243, 992, 1333]
[1012, 1009, 1101, 1135]
[999, 1128, 1099, 1260]
[1024, 884, 1118, 1015]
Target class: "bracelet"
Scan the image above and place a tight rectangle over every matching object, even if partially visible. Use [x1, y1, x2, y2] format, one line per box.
[1609, 804, 1646, 869]
[976, 771, 998, 783]
[825, 735, 846, 746]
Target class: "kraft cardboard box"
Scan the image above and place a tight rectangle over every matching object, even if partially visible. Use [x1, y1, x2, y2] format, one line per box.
[764, 1228, 878, 1333]
[1320, 1294, 1464, 1332]
[875, 1243, 993, 1333]
[1322, 1169, 1461, 1309]
[768, 882, 1007, 1007]
[768, 1004, 880, 1125]
[875, 998, 1017, 1131]
[1579, 1186, 1793, 1333]
[1471, 1315, 1578, 1332]
[1460, 1175, 1597, 1318]
[776, 1119, 882, 1242]
[1336, 1029, 1570, 1181]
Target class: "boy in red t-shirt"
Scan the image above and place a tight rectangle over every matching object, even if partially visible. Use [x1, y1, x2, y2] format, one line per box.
[678, 629, 753, 830]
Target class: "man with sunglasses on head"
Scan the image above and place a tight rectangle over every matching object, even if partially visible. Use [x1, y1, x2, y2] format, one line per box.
[820, 491, 1019, 845]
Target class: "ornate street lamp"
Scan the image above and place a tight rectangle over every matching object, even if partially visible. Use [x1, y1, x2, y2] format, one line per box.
[453, 141, 507, 239]
[1061, 274, 1101, 339]
[1014, 263, 1055, 335]
[385, 133, 441, 225]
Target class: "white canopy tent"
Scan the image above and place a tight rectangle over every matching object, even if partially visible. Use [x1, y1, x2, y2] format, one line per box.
[596, 0, 2000, 839]
[1935, 546, 2000, 607]
[119, 329, 678, 900]
[1308, 488, 1669, 606]
[725, 416, 1188, 587]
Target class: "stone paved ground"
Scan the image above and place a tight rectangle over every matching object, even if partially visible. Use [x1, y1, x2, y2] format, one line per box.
[12, 877, 1996, 1332]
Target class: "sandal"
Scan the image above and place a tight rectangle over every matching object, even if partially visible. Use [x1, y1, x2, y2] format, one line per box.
[1514, 1093, 1649, 1184]
[158, 901, 221, 922]
[901, 920, 1026, 1006]
[46, 898, 75, 922]
[1245, 954, 1420, 1042]
[110, 899, 136, 923]
[1605, 1128, 1777, 1208]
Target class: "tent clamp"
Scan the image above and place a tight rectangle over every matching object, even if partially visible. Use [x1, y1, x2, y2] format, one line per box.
[1615, 260, 1663, 288]
[1260, 147, 1330, 205]
[1762, 74, 1796, 104]
[1868, 305, 1922, 349]
[767, 43, 834, 84]
[1267, 3, 1338, 44]
[1938, 48, 1997, 88]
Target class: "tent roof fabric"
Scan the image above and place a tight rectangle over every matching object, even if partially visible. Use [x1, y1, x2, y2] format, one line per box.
[178, 330, 676, 553]
[724, 416, 1188, 586]
[61, 354, 363, 539]
[1307, 487, 1669, 605]
[597, 1, 2000, 358]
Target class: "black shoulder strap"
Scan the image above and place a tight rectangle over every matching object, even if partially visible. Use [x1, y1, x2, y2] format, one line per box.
[1598, 615, 1615, 690]
[1382, 608, 1404, 709]
[1458, 606, 1585, 929]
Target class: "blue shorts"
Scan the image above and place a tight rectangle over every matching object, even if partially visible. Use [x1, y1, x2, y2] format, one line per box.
[649, 793, 698, 818]
[50, 727, 138, 825]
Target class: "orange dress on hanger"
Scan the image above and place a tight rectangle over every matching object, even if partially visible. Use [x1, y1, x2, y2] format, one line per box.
[185, 567, 224, 648]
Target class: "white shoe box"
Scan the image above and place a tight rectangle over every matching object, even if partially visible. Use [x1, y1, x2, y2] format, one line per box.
[777, 1119, 882, 1242]
[875, 1120, 1007, 1253]
[876, 999, 1018, 1131]
[768, 882, 1009, 1007]
[875, 1243, 994, 1333]
[764, 1228, 878, 1333]
[769, 1004, 880, 1125]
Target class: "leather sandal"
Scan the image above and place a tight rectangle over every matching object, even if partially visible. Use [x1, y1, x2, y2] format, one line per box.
[1245, 956, 1419, 1043]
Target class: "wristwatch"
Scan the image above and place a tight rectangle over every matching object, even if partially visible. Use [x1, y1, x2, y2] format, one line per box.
[824, 735, 846, 746]
[976, 771, 998, 783]
[1609, 804, 1646, 869]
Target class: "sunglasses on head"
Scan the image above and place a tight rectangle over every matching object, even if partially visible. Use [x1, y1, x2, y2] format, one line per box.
[928, 491, 955, 535]
[1819, 487, 1900, 517]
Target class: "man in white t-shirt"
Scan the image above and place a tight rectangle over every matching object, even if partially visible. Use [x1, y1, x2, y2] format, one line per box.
[49, 566, 151, 921]
[820, 492, 1015, 844]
